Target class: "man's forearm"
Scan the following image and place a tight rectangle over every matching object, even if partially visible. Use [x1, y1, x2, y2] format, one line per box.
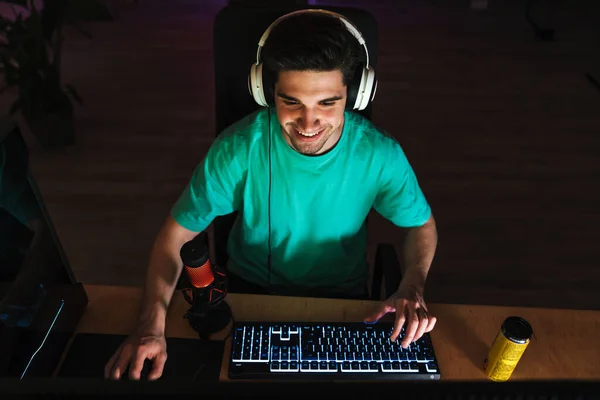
[400, 214, 438, 293]
[136, 244, 184, 336]
[136, 218, 198, 336]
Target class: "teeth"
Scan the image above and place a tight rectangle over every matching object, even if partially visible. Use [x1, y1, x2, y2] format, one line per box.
[297, 129, 321, 137]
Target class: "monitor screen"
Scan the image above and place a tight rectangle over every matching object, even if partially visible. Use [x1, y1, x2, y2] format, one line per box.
[0, 117, 75, 329]
[0, 117, 89, 378]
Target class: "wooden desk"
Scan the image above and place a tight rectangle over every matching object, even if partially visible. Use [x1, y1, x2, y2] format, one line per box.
[77, 284, 600, 381]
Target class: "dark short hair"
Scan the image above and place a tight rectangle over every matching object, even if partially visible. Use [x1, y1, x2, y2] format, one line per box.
[261, 12, 363, 87]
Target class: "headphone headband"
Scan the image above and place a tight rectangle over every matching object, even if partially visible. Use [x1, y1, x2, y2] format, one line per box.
[248, 8, 377, 110]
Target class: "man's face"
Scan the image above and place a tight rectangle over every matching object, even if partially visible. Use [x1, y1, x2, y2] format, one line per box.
[273, 70, 346, 156]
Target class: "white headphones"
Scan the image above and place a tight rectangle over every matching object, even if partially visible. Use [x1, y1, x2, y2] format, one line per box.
[248, 9, 378, 111]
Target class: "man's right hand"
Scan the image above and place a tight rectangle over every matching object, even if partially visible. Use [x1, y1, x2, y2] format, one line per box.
[103, 216, 197, 380]
[104, 333, 167, 380]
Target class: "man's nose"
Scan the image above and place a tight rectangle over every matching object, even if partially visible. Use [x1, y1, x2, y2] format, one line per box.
[297, 108, 320, 132]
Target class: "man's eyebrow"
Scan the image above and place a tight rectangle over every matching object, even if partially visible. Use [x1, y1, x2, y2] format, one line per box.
[276, 92, 343, 103]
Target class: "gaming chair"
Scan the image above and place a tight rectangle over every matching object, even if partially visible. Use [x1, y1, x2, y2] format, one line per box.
[210, 3, 401, 300]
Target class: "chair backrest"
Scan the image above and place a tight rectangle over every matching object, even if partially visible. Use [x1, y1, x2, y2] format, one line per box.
[212, 4, 379, 267]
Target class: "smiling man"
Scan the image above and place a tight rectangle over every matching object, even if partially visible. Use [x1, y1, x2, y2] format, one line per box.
[105, 10, 438, 381]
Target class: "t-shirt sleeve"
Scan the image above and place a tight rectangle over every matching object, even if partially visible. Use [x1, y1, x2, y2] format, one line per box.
[373, 140, 431, 228]
[170, 134, 247, 232]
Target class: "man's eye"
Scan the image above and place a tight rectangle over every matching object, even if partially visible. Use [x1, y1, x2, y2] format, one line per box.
[283, 100, 298, 106]
[321, 102, 335, 107]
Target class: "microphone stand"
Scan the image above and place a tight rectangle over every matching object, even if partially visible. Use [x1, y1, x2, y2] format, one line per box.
[180, 234, 233, 340]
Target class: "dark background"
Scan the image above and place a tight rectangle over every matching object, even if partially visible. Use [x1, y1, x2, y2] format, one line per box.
[2, 0, 599, 310]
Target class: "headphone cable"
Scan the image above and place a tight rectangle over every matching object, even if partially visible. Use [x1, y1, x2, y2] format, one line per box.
[267, 107, 272, 293]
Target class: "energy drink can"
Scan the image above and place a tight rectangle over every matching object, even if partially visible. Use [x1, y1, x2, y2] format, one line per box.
[483, 316, 533, 382]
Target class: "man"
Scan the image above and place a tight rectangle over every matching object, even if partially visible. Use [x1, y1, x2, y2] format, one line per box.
[105, 10, 437, 381]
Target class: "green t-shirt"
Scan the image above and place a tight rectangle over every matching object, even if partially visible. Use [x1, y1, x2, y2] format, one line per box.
[171, 108, 431, 296]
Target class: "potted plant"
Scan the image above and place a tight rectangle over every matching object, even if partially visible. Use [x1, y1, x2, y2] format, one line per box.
[0, 0, 112, 148]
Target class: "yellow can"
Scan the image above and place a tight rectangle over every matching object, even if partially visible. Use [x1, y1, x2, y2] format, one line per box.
[483, 316, 533, 382]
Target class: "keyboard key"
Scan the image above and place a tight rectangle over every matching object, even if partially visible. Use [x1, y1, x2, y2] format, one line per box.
[407, 351, 417, 362]
[416, 351, 428, 362]
[242, 351, 251, 361]
[272, 347, 280, 361]
[410, 361, 419, 371]
[426, 361, 438, 373]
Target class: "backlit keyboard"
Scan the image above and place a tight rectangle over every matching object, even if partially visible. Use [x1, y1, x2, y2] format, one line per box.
[228, 321, 441, 380]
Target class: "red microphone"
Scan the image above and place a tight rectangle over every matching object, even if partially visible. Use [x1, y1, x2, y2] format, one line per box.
[180, 233, 228, 316]
[183, 246, 215, 289]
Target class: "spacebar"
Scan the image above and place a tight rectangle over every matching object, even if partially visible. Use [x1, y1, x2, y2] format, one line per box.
[300, 362, 338, 372]
[341, 362, 379, 372]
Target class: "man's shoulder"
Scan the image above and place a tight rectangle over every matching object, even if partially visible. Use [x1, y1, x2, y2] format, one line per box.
[217, 108, 269, 144]
[208, 109, 268, 163]
[345, 111, 402, 153]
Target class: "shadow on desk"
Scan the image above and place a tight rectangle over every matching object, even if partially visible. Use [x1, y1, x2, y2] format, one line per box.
[441, 309, 490, 371]
[2, 378, 600, 399]
[58, 333, 224, 381]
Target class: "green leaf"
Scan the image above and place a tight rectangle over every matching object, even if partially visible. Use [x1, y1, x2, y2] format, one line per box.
[65, 84, 83, 105]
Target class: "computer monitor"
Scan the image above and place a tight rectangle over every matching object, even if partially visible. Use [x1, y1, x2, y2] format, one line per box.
[0, 116, 88, 378]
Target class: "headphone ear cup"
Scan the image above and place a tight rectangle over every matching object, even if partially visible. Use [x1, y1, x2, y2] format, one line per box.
[345, 65, 362, 110]
[355, 66, 377, 111]
[249, 63, 268, 107]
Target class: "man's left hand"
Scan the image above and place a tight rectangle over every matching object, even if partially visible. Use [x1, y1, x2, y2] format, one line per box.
[364, 284, 437, 348]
